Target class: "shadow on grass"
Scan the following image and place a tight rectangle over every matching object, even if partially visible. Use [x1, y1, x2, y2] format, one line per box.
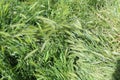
[113, 60, 120, 80]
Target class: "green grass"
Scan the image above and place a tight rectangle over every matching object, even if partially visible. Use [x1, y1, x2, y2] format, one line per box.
[0, 0, 120, 80]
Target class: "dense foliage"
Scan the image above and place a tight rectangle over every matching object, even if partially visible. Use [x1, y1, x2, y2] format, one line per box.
[0, 0, 120, 80]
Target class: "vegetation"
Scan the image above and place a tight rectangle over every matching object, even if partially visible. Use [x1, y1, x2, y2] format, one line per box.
[0, 0, 120, 80]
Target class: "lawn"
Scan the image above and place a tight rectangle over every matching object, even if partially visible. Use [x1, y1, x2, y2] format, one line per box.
[0, 0, 120, 80]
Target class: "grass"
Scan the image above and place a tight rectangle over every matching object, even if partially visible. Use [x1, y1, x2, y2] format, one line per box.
[0, 0, 120, 80]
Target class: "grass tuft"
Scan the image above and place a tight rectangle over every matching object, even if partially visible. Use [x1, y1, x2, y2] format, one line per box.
[0, 0, 120, 80]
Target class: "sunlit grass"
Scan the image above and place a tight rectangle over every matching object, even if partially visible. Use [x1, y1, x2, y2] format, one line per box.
[0, 0, 120, 80]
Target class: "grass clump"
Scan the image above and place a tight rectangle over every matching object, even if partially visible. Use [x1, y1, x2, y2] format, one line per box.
[0, 0, 120, 80]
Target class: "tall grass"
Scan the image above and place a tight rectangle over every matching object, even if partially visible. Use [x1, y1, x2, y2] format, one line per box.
[0, 0, 120, 80]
